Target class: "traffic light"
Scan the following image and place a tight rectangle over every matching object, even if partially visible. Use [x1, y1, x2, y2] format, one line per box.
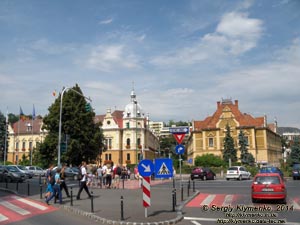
[60, 142, 67, 153]
[85, 103, 91, 112]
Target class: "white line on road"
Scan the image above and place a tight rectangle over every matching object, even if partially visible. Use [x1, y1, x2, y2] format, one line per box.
[201, 194, 215, 205]
[184, 217, 216, 221]
[0, 214, 8, 222]
[191, 221, 202, 225]
[0, 201, 30, 215]
[12, 196, 48, 211]
[222, 194, 233, 206]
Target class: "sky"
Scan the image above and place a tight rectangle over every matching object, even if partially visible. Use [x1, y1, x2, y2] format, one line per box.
[1, 0, 300, 128]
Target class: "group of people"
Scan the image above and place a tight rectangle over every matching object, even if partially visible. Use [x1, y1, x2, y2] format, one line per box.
[45, 161, 92, 204]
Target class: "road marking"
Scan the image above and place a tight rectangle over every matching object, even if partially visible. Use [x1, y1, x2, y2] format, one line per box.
[201, 194, 215, 205]
[291, 199, 300, 210]
[0, 214, 8, 222]
[191, 221, 202, 225]
[184, 217, 216, 221]
[0, 201, 30, 215]
[12, 196, 48, 211]
[222, 194, 233, 206]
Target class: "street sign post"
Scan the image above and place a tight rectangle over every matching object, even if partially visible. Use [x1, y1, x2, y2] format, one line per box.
[142, 176, 151, 218]
[175, 144, 185, 155]
[138, 159, 154, 177]
[154, 158, 173, 179]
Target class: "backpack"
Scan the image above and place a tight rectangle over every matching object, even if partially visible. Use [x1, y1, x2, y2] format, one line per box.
[49, 173, 55, 186]
[77, 167, 83, 180]
[116, 167, 122, 176]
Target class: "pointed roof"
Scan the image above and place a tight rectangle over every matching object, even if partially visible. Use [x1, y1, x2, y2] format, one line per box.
[12, 118, 44, 135]
[95, 110, 124, 128]
[194, 99, 265, 130]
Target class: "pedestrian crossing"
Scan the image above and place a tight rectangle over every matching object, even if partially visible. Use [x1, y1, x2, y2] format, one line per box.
[0, 195, 58, 224]
[186, 193, 300, 210]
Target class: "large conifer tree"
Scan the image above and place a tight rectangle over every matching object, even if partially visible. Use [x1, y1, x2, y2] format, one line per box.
[223, 124, 237, 164]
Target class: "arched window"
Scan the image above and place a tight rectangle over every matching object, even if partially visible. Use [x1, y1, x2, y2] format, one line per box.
[126, 138, 131, 146]
[137, 138, 141, 146]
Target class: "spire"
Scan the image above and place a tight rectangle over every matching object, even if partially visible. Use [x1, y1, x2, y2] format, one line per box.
[130, 81, 136, 102]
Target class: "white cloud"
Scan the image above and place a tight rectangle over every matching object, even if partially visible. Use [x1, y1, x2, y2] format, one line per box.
[85, 44, 140, 72]
[99, 18, 113, 25]
[29, 38, 75, 55]
[151, 11, 264, 66]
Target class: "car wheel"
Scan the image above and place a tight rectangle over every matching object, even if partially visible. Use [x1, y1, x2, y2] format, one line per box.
[252, 198, 257, 203]
[6, 177, 12, 183]
[212, 175, 216, 180]
[293, 177, 296, 180]
[238, 175, 242, 181]
[203, 176, 207, 181]
[226, 178, 229, 181]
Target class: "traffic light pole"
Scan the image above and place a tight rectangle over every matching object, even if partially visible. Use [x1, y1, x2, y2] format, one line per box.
[57, 86, 92, 166]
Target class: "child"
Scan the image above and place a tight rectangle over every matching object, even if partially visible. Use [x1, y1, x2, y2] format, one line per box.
[45, 182, 53, 199]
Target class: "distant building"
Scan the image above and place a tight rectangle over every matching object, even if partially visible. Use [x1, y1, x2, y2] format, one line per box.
[7, 118, 47, 164]
[186, 99, 282, 166]
[149, 121, 164, 137]
[94, 89, 160, 165]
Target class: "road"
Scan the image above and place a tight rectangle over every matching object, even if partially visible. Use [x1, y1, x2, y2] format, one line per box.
[175, 178, 300, 225]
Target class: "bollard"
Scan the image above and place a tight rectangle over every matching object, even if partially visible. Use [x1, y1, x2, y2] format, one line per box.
[16, 182, 19, 192]
[172, 190, 175, 212]
[5, 179, 8, 189]
[193, 180, 195, 192]
[188, 179, 191, 188]
[181, 184, 183, 202]
[122, 177, 125, 189]
[39, 174, 42, 185]
[173, 177, 175, 188]
[27, 181, 30, 196]
[40, 185, 43, 199]
[70, 187, 73, 206]
[121, 195, 124, 221]
[91, 191, 94, 213]
[187, 182, 190, 197]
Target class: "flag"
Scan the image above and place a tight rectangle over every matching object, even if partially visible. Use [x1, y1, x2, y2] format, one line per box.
[20, 106, 26, 121]
[32, 104, 36, 120]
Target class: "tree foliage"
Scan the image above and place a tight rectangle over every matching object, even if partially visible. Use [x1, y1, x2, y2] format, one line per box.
[194, 154, 224, 167]
[289, 137, 300, 164]
[238, 130, 254, 165]
[0, 112, 7, 161]
[39, 84, 104, 167]
[223, 124, 237, 163]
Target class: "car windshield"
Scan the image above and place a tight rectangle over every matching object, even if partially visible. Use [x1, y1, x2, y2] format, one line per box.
[7, 167, 18, 172]
[18, 165, 27, 170]
[228, 167, 238, 171]
[293, 164, 300, 169]
[254, 176, 280, 184]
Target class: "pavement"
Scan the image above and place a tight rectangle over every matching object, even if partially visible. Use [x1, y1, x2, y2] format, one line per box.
[26, 176, 196, 225]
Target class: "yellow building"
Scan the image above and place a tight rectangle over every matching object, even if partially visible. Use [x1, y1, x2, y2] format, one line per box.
[7, 118, 47, 164]
[186, 99, 282, 166]
[94, 89, 160, 165]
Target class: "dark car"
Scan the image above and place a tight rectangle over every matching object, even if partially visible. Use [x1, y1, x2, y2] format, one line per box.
[0, 166, 26, 183]
[259, 166, 284, 179]
[52, 166, 79, 180]
[291, 163, 300, 180]
[191, 167, 216, 180]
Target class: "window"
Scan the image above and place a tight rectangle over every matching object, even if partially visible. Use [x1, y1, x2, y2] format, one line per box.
[29, 141, 33, 150]
[105, 153, 112, 161]
[245, 136, 249, 145]
[22, 142, 26, 149]
[107, 120, 111, 125]
[137, 138, 141, 146]
[208, 138, 214, 147]
[127, 153, 130, 161]
[126, 138, 130, 146]
[108, 138, 112, 149]
[16, 142, 19, 150]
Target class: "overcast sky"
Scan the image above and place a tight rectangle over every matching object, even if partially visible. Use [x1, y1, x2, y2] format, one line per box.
[1, 0, 300, 128]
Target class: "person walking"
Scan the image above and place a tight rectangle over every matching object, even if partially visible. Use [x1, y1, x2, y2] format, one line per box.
[76, 161, 92, 200]
[45, 168, 63, 204]
[96, 165, 103, 188]
[60, 164, 70, 197]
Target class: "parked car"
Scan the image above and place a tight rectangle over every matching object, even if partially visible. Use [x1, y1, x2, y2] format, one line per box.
[26, 166, 47, 177]
[291, 163, 300, 180]
[251, 173, 286, 204]
[190, 167, 216, 180]
[52, 166, 79, 180]
[0, 166, 26, 183]
[10, 165, 34, 179]
[259, 166, 284, 179]
[226, 166, 251, 181]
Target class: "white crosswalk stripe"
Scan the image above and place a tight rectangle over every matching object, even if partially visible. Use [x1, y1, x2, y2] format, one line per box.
[222, 194, 233, 206]
[0, 214, 9, 222]
[201, 194, 216, 205]
[12, 196, 48, 210]
[0, 200, 31, 215]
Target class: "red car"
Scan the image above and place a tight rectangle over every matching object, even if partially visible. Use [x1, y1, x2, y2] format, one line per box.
[190, 167, 216, 180]
[251, 173, 287, 204]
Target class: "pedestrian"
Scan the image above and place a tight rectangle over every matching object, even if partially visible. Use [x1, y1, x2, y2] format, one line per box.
[60, 164, 70, 197]
[76, 161, 92, 200]
[112, 164, 121, 189]
[45, 168, 63, 204]
[96, 165, 103, 188]
[45, 164, 54, 184]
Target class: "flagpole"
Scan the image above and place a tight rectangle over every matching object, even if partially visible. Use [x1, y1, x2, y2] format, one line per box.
[30, 104, 35, 165]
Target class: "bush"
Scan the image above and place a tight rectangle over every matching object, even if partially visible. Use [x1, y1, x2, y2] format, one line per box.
[194, 154, 225, 167]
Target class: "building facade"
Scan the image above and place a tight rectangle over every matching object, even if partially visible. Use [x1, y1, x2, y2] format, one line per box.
[94, 89, 160, 165]
[186, 99, 282, 166]
[7, 118, 47, 164]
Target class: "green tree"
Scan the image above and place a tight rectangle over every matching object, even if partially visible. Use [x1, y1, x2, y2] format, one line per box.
[238, 130, 254, 165]
[39, 84, 104, 167]
[289, 137, 300, 164]
[0, 112, 7, 161]
[223, 124, 237, 164]
[194, 154, 224, 167]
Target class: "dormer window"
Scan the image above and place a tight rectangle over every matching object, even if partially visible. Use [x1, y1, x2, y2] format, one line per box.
[107, 120, 111, 125]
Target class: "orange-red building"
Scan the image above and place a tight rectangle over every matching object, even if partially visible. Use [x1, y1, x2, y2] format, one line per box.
[186, 99, 282, 166]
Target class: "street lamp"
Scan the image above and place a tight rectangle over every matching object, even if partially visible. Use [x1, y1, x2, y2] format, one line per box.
[134, 100, 138, 164]
[57, 86, 92, 166]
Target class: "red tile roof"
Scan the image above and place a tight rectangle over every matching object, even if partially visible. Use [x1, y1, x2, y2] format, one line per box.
[12, 118, 43, 135]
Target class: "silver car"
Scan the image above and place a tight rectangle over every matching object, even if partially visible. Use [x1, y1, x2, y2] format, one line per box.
[226, 166, 251, 181]
[26, 166, 46, 176]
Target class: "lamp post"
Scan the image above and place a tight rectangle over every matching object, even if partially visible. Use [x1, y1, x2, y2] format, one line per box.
[57, 86, 92, 166]
[134, 100, 138, 164]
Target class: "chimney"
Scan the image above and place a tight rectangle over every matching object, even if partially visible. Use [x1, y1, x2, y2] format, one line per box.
[235, 100, 238, 107]
[217, 101, 221, 108]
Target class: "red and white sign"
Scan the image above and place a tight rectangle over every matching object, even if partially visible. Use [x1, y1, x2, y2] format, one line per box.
[142, 176, 151, 207]
[173, 133, 186, 144]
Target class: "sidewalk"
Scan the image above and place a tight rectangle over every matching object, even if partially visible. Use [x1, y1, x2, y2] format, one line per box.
[29, 178, 195, 225]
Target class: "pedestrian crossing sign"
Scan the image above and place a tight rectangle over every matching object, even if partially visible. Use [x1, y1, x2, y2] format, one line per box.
[154, 158, 173, 179]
